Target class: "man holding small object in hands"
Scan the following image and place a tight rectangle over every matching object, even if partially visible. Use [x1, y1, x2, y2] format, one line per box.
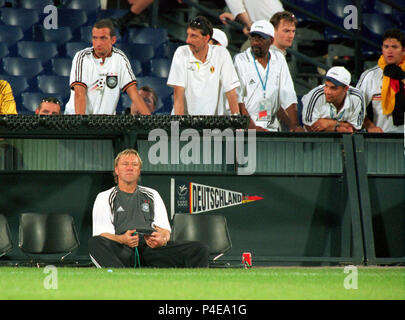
[88, 149, 209, 268]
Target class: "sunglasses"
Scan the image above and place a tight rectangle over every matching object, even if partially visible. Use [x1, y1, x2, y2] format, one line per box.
[189, 18, 202, 27]
[41, 98, 61, 105]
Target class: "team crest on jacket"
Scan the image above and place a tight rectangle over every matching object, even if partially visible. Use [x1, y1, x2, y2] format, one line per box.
[141, 202, 150, 213]
[210, 66, 215, 73]
[106, 75, 118, 89]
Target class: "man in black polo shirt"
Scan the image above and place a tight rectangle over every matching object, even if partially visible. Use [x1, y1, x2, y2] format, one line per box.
[88, 149, 209, 268]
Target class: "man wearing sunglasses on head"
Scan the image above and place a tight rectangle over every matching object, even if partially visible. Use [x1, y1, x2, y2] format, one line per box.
[35, 97, 61, 115]
[167, 16, 241, 116]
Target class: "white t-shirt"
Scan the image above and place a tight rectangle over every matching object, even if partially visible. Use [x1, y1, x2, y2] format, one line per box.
[356, 65, 404, 133]
[65, 47, 136, 115]
[234, 47, 297, 130]
[92, 186, 171, 237]
[167, 44, 240, 115]
[301, 85, 366, 130]
[225, 0, 284, 22]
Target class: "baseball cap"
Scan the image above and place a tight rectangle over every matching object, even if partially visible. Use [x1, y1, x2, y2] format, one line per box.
[249, 20, 274, 39]
[212, 28, 228, 48]
[326, 66, 351, 87]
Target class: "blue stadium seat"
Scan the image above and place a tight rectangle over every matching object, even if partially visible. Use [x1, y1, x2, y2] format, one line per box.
[374, 1, 395, 14]
[51, 58, 72, 77]
[37, 75, 70, 99]
[19, 0, 53, 9]
[362, 13, 397, 44]
[0, 8, 39, 36]
[0, 25, 24, 49]
[0, 74, 29, 96]
[2, 57, 43, 80]
[164, 41, 184, 59]
[150, 58, 171, 78]
[17, 41, 58, 68]
[21, 92, 64, 113]
[115, 43, 155, 74]
[128, 28, 169, 58]
[65, 0, 100, 12]
[80, 25, 93, 43]
[65, 41, 90, 58]
[288, 0, 323, 23]
[35, 26, 73, 47]
[130, 59, 143, 76]
[95, 8, 127, 21]
[57, 8, 88, 40]
[0, 42, 9, 59]
[327, 0, 353, 25]
[65, 0, 100, 25]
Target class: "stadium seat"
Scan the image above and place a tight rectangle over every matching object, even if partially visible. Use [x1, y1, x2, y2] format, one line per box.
[362, 14, 397, 44]
[115, 43, 155, 63]
[0, 42, 9, 59]
[0, 214, 13, 258]
[327, 0, 353, 25]
[80, 25, 93, 43]
[288, 0, 323, 24]
[18, 213, 80, 263]
[37, 75, 70, 98]
[128, 27, 169, 58]
[65, 41, 90, 58]
[65, 0, 101, 13]
[57, 8, 88, 37]
[21, 92, 64, 113]
[0, 25, 24, 49]
[115, 43, 155, 74]
[172, 214, 232, 265]
[0, 8, 39, 36]
[164, 41, 184, 60]
[2, 57, 43, 80]
[0, 75, 29, 96]
[51, 58, 72, 77]
[65, 0, 100, 25]
[17, 41, 58, 67]
[35, 26, 73, 47]
[130, 59, 143, 76]
[19, 0, 53, 9]
[95, 8, 127, 21]
[150, 58, 171, 78]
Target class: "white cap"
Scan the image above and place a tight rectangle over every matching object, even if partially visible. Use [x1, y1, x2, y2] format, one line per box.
[249, 20, 274, 39]
[326, 66, 351, 87]
[212, 28, 228, 48]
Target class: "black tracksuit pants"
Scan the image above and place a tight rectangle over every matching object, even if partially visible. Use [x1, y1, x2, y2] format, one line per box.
[88, 235, 209, 268]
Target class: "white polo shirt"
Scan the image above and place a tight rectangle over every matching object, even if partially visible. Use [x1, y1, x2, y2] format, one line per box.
[234, 47, 297, 131]
[226, 0, 284, 22]
[167, 44, 240, 115]
[356, 65, 404, 133]
[65, 46, 136, 115]
[301, 85, 365, 130]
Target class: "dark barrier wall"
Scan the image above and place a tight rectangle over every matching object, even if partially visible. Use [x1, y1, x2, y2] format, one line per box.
[0, 116, 403, 266]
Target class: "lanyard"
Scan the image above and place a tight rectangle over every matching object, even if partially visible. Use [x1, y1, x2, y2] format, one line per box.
[252, 51, 270, 99]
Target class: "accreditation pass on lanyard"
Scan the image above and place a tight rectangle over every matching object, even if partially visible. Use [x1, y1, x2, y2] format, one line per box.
[252, 51, 270, 121]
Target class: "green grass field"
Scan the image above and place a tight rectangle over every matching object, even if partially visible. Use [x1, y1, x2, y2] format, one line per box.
[0, 266, 404, 300]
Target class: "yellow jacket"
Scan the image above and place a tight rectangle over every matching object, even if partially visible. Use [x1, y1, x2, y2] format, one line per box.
[0, 80, 17, 114]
